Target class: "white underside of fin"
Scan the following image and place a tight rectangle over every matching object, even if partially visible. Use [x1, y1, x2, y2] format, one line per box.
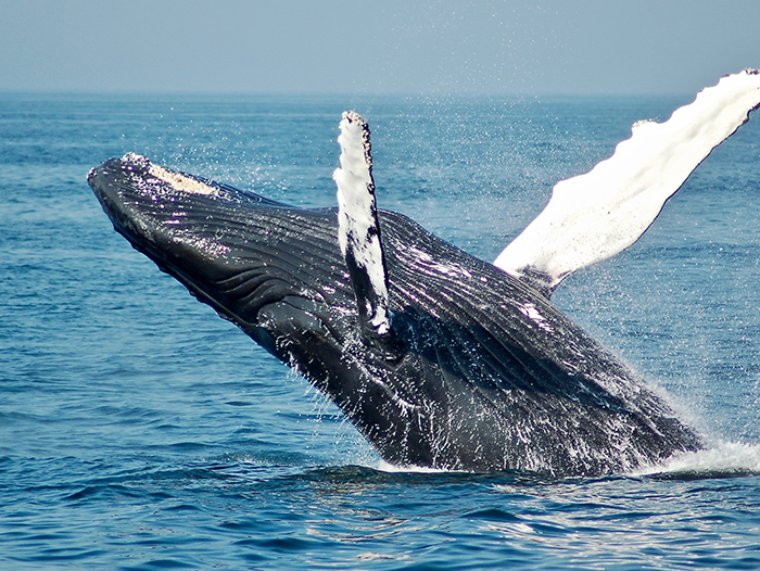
[493, 69, 760, 293]
[333, 111, 392, 335]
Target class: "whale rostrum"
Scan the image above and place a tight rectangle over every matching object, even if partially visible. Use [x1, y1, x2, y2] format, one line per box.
[88, 70, 760, 476]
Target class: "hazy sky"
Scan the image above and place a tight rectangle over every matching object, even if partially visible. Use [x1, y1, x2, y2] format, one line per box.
[1, 0, 758, 95]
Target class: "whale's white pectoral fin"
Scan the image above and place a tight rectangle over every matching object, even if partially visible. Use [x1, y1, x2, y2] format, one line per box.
[333, 111, 393, 336]
[494, 69, 760, 295]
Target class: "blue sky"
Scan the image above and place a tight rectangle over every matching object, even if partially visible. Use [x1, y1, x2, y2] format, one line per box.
[1, 0, 758, 95]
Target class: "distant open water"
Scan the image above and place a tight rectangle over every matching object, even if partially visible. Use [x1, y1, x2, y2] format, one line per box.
[1, 92, 758, 570]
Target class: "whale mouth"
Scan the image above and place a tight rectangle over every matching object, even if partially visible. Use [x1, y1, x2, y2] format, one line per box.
[87, 154, 351, 354]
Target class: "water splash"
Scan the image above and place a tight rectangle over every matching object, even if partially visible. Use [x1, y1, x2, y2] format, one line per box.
[374, 460, 454, 474]
[632, 440, 760, 478]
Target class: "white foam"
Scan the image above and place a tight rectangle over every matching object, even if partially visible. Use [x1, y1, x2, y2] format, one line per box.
[631, 441, 760, 476]
[374, 441, 760, 478]
[374, 460, 458, 474]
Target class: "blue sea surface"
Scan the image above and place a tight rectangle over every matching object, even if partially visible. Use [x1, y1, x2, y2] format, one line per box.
[1, 92, 758, 570]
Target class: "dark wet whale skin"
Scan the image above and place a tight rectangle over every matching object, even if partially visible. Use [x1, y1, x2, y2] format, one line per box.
[88, 156, 702, 477]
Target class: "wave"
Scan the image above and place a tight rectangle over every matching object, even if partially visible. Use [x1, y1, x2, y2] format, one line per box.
[372, 440, 760, 481]
[632, 440, 760, 478]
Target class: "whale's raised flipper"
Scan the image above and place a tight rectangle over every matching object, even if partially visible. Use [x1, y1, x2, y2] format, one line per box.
[333, 112, 393, 339]
[494, 69, 760, 295]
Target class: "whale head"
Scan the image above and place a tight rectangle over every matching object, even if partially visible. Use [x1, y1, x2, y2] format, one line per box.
[88, 153, 356, 364]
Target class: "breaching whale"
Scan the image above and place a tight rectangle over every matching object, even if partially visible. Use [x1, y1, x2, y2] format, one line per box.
[88, 70, 760, 477]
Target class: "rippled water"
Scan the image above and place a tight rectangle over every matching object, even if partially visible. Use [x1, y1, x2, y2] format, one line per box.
[1, 92, 758, 569]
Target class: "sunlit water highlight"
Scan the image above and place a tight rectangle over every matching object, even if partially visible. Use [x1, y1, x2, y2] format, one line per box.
[1, 93, 758, 569]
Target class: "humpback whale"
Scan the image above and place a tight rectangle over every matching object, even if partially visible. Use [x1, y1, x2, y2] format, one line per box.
[88, 70, 760, 477]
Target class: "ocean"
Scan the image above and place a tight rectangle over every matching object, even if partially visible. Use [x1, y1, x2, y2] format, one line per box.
[1, 91, 758, 570]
